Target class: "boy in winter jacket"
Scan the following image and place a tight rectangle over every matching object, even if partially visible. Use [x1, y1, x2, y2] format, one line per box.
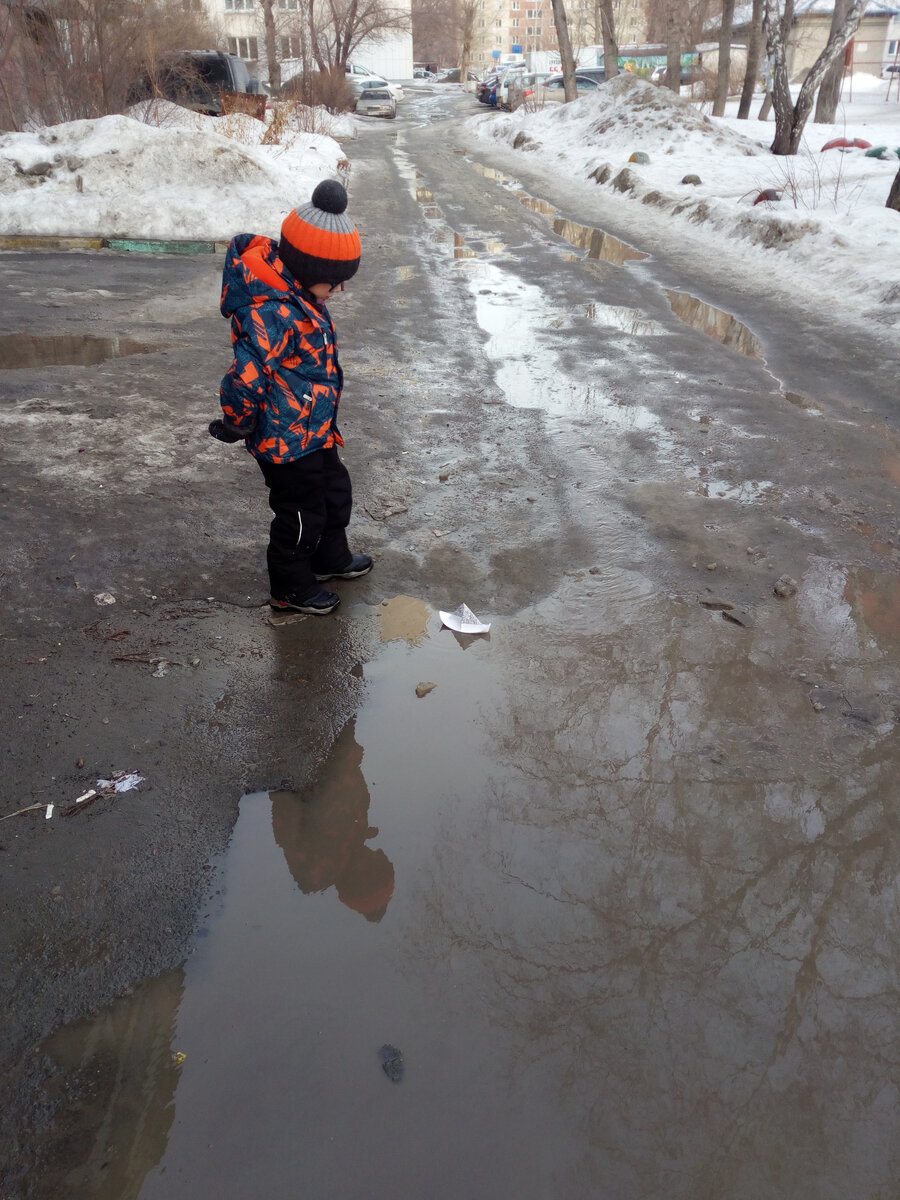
[209, 179, 372, 615]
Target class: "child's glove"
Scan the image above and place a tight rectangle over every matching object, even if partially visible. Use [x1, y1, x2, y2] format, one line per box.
[208, 420, 244, 444]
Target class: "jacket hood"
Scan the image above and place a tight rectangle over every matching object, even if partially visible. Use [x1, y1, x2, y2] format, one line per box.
[221, 233, 323, 320]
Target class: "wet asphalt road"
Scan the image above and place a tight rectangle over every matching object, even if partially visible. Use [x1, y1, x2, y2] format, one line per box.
[1, 88, 899, 1198]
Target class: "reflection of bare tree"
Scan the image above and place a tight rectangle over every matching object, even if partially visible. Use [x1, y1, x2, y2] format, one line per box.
[271, 718, 394, 922]
[22, 968, 184, 1200]
[407, 606, 900, 1197]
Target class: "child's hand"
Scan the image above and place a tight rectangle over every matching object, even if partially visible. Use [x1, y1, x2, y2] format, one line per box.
[208, 420, 244, 444]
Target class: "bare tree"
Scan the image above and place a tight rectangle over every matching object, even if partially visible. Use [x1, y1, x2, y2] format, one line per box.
[412, 0, 462, 68]
[257, 0, 282, 93]
[596, 0, 619, 77]
[712, 0, 735, 115]
[888, 163, 900, 212]
[457, 0, 479, 84]
[305, 0, 411, 72]
[737, 0, 764, 118]
[549, 0, 579, 100]
[813, 0, 852, 123]
[764, 0, 869, 154]
[0, 0, 217, 129]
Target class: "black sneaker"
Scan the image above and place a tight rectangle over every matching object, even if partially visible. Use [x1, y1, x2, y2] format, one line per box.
[269, 588, 341, 615]
[314, 554, 374, 582]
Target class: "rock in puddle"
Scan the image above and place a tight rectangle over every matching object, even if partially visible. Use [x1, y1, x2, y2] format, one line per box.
[774, 574, 798, 598]
[415, 682, 436, 698]
[379, 1044, 404, 1083]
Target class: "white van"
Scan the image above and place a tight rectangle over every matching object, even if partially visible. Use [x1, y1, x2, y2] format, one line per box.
[346, 62, 404, 101]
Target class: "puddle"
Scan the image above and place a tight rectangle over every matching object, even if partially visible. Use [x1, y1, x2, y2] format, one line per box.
[518, 194, 557, 216]
[24, 579, 900, 1197]
[378, 594, 430, 643]
[689, 473, 775, 503]
[583, 303, 665, 337]
[553, 218, 648, 265]
[0, 333, 155, 370]
[843, 564, 900, 645]
[665, 290, 763, 359]
[453, 233, 478, 259]
[784, 390, 823, 416]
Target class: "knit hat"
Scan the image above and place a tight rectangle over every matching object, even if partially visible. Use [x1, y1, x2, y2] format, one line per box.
[279, 180, 361, 287]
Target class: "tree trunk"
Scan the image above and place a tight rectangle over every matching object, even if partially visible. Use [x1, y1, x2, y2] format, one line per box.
[738, 0, 764, 118]
[260, 0, 281, 92]
[666, 8, 682, 94]
[549, 0, 578, 101]
[767, 0, 868, 154]
[887, 163, 900, 211]
[713, 0, 735, 115]
[598, 0, 619, 78]
[813, 0, 852, 123]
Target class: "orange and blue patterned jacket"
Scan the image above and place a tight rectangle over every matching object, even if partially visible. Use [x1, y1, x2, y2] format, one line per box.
[219, 233, 344, 463]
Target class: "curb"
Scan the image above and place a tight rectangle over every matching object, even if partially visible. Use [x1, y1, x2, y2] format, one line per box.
[0, 235, 230, 255]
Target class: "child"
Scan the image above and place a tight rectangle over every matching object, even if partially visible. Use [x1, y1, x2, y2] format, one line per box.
[209, 179, 372, 615]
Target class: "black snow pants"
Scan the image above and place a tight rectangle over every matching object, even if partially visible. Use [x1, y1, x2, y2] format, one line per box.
[257, 447, 353, 600]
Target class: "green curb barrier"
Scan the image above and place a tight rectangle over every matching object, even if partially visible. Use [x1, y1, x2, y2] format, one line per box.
[0, 235, 228, 254]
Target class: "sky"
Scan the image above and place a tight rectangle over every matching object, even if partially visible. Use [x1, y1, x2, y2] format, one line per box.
[0, 81, 898, 327]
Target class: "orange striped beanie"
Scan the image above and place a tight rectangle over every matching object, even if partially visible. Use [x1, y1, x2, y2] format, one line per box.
[279, 180, 361, 287]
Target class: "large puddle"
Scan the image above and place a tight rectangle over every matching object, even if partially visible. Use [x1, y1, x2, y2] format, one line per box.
[29, 576, 900, 1197]
[0, 333, 155, 370]
[665, 290, 763, 359]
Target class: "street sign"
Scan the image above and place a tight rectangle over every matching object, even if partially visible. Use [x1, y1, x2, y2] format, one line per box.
[512, 44, 522, 53]
[492, 49, 501, 58]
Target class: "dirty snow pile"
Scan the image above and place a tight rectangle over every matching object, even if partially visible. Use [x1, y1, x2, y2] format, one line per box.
[470, 72, 900, 321]
[0, 100, 352, 241]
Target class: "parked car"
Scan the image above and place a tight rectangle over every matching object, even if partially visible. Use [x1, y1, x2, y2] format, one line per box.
[346, 62, 403, 101]
[355, 85, 396, 118]
[477, 74, 499, 104]
[437, 68, 480, 83]
[535, 72, 603, 103]
[506, 71, 550, 110]
[128, 50, 262, 116]
[651, 63, 701, 86]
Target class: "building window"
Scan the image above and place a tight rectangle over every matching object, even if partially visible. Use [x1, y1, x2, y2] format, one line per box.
[511, 17, 519, 25]
[277, 0, 301, 8]
[225, 0, 253, 9]
[511, 0, 519, 7]
[280, 36, 301, 58]
[228, 36, 259, 58]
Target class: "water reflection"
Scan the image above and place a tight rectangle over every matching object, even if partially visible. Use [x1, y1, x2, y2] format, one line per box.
[272, 720, 395, 922]
[666, 290, 763, 359]
[0, 333, 155, 370]
[553, 218, 648, 265]
[30, 969, 184, 1199]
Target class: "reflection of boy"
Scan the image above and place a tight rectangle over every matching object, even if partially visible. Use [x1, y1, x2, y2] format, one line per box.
[209, 180, 372, 615]
[270, 722, 394, 923]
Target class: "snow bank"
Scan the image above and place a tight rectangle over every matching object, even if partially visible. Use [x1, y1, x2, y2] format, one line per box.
[0, 107, 349, 241]
[469, 73, 900, 322]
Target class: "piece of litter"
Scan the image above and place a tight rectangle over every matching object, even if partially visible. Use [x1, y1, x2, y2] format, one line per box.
[439, 603, 491, 634]
[151, 661, 170, 678]
[415, 682, 436, 698]
[74, 789, 98, 805]
[172, 1051, 187, 1065]
[45, 805, 54, 819]
[93, 592, 116, 606]
[96, 773, 144, 793]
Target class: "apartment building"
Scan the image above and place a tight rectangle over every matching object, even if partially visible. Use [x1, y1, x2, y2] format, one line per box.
[469, 0, 649, 72]
[469, 0, 559, 71]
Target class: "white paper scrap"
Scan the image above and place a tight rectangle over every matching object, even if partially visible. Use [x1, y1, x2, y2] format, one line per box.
[96, 773, 145, 793]
[74, 789, 97, 805]
[439, 603, 491, 635]
[45, 804, 55, 819]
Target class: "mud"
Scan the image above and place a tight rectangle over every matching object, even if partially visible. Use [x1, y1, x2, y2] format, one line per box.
[2, 88, 899, 1200]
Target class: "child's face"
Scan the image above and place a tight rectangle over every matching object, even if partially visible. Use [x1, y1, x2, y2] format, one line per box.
[308, 281, 344, 300]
